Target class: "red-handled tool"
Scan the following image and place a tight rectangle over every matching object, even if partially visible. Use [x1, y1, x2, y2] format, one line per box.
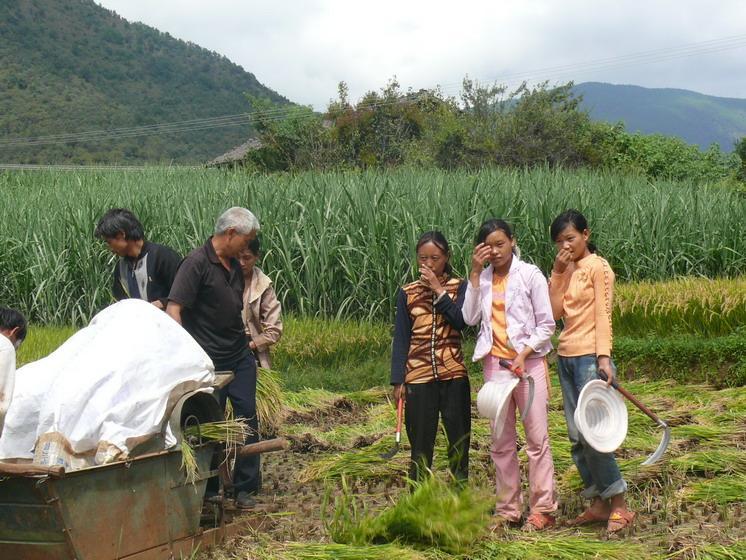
[380, 396, 404, 459]
[498, 358, 535, 421]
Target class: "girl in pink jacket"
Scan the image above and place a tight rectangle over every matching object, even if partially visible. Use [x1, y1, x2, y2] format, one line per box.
[462, 219, 557, 531]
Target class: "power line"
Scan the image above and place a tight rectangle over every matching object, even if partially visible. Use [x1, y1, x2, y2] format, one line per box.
[0, 96, 428, 147]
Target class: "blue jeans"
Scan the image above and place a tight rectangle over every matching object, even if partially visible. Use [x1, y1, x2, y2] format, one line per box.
[557, 355, 627, 500]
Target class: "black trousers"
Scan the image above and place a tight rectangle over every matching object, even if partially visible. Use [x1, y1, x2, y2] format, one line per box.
[404, 377, 471, 483]
[208, 352, 261, 495]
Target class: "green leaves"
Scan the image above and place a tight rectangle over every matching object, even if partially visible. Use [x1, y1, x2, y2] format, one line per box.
[2, 167, 746, 325]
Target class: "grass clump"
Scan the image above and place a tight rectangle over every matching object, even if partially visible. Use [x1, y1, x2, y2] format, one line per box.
[324, 475, 492, 555]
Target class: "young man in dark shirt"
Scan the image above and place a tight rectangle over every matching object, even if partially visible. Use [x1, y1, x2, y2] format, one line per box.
[95, 208, 181, 309]
[166, 207, 261, 508]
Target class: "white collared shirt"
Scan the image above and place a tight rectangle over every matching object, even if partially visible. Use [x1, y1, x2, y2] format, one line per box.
[0, 335, 16, 437]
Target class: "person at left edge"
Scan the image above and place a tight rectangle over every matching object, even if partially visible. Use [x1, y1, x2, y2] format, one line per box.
[166, 207, 261, 509]
[95, 208, 181, 309]
[0, 307, 27, 439]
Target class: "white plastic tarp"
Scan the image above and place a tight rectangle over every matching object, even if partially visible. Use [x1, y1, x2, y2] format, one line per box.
[0, 299, 215, 465]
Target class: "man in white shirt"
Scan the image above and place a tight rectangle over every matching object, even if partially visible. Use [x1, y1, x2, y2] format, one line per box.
[0, 307, 27, 438]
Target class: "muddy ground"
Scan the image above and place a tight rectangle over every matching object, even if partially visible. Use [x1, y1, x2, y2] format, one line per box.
[200, 381, 746, 559]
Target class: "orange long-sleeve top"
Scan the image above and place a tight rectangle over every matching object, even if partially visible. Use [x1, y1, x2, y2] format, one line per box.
[549, 253, 615, 358]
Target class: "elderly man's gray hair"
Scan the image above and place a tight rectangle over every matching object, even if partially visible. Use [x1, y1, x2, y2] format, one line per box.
[214, 207, 261, 235]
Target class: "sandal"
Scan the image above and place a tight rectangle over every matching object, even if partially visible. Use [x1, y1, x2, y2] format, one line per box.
[523, 512, 556, 531]
[607, 509, 636, 533]
[566, 508, 609, 527]
[489, 515, 521, 532]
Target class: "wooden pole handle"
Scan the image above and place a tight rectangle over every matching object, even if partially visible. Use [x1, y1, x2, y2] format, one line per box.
[237, 438, 288, 457]
[597, 372, 666, 426]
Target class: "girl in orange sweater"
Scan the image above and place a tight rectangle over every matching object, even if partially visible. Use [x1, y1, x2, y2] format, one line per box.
[548, 209, 634, 534]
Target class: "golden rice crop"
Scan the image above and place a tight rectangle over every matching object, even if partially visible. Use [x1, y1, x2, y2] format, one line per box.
[615, 277, 746, 336]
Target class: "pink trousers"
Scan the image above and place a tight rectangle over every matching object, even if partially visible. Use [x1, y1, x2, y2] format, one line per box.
[483, 355, 557, 521]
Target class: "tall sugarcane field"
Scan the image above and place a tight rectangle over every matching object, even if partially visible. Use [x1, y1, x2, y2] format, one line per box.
[2, 166, 745, 560]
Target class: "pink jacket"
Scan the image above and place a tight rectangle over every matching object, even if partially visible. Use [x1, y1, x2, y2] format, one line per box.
[462, 257, 555, 362]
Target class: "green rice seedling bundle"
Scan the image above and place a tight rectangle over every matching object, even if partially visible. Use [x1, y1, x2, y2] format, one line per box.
[298, 440, 408, 483]
[675, 424, 734, 442]
[476, 535, 649, 559]
[622, 380, 714, 403]
[326, 475, 492, 555]
[283, 402, 394, 450]
[282, 388, 340, 414]
[180, 438, 199, 485]
[257, 367, 284, 436]
[681, 541, 746, 560]
[183, 419, 249, 448]
[671, 450, 746, 476]
[684, 474, 746, 505]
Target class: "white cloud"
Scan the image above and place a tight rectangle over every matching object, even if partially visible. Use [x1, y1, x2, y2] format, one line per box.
[97, 0, 746, 109]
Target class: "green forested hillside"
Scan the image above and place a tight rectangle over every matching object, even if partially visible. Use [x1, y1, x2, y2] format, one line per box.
[575, 82, 746, 151]
[0, 0, 289, 163]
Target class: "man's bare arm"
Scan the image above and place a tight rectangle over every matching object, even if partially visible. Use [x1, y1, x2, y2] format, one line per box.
[165, 301, 183, 325]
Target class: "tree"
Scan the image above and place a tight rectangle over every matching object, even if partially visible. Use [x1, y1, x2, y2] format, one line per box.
[735, 137, 746, 181]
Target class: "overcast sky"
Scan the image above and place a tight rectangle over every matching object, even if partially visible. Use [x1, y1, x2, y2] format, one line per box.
[97, 0, 746, 110]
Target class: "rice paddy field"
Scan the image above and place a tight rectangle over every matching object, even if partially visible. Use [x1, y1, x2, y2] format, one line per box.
[3, 167, 745, 558]
[17, 315, 746, 559]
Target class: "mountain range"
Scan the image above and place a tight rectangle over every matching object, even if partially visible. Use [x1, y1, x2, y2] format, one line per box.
[574, 82, 746, 152]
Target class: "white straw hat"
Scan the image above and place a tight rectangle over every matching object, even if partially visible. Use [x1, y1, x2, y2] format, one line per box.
[477, 378, 519, 436]
[574, 380, 628, 453]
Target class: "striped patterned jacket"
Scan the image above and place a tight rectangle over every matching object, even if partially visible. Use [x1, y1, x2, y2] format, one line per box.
[390, 276, 468, 385]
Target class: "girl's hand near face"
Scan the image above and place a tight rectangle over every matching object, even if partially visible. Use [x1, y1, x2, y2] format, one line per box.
[553, 245, 573, 274]
[420, 265, 444, 295]
[470, 243, 492, 276]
